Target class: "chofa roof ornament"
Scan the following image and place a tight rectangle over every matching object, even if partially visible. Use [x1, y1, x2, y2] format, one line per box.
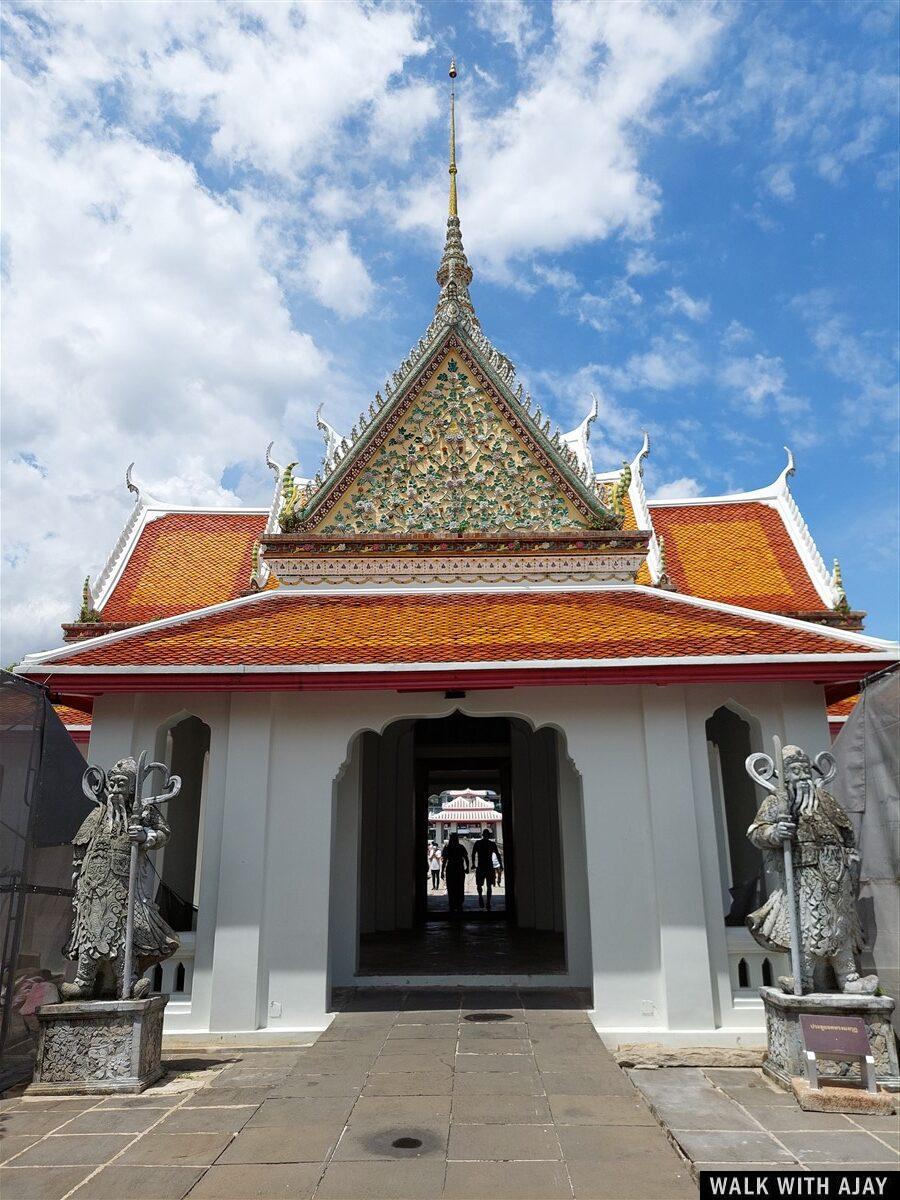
[561, 395, 599, 479]
[316, 404, 346, 474]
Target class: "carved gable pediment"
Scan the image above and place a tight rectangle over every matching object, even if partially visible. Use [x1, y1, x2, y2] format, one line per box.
[299, 334, 615, 535]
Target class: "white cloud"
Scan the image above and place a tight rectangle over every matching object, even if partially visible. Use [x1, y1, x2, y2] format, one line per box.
[763, 163, 796, 201]
[678, 12, 896, 192]
[3, 2, 439, 661]
[723, 319, 752, 347]
[303, 231, 375, 318]
[791, 290, 899, 427]
[529, 368, 641, 465]
[651, 476, 703, 501]
[533, 263, 579, 292]
[397, 1, 724, 275]
[625, 247, 662, 277]
[666, 286, 710, 322]
[600, 335, 705, 391]
[574, 279, 643, 334]
[473, 0, 541, 58]
[719, 353, 809, 419]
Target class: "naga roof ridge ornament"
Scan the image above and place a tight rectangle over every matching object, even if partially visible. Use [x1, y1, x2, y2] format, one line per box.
[625, 430, 666, 585]
[90, 463, 158, 609]
[316, 404, 346, 474]
[561, 395, 599, 479]
[262, 444, 283, 547]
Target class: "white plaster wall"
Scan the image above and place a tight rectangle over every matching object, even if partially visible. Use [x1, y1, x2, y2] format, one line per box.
[86, 680, 832, 1044]
[683, 681, 831, 1037]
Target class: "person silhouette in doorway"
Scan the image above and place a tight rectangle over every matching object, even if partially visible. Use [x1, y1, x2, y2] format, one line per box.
[428, 842, 442, 891]
[472, 828, 502, 911]
[441, 832, 469, 914]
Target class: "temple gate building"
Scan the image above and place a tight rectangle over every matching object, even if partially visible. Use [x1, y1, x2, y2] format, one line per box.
[18, 71, 897, 1050]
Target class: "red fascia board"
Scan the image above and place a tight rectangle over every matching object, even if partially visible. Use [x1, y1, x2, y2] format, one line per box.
[29, 657, 894, 701]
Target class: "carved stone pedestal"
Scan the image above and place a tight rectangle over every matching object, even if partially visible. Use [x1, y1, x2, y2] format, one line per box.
[760, 987, 899, 1092]
[27, 996, 167, 1095]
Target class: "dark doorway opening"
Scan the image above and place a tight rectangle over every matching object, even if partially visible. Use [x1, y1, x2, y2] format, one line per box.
[357, 712, 566, 977]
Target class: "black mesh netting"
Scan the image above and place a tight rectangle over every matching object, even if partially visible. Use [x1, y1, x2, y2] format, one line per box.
[0, 671, 91, 1084]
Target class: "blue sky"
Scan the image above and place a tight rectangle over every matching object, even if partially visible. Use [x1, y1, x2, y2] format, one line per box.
[1, 0, 898, 662]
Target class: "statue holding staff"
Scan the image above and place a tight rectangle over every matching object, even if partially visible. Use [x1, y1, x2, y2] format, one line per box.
[745, 740, 877, 996]
[60, 755, 181, 1001]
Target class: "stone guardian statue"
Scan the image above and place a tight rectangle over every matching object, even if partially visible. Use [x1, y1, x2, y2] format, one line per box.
[60, 756, 180, 1001]
[745, 740, 877, 996]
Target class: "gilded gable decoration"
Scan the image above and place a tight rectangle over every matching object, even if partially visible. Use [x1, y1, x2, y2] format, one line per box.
[314, 355, 604, 536]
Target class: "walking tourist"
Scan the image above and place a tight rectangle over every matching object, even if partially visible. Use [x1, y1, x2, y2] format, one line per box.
[472, 827, 502, 911]
[428, 841, 442, 890]
[441, 831, 469, 913]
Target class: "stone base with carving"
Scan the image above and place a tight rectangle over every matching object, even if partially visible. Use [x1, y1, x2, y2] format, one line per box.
[760, 987, 899, 1093]
[27, 996, 167, 1095]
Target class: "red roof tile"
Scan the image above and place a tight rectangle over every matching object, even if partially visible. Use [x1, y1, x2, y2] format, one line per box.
[827, 693, 859, 719]
[101, 512, 266, 624]
[53, 702, 92, 727]
[50, 590, 867, 669]
[649, 501, 824, 612]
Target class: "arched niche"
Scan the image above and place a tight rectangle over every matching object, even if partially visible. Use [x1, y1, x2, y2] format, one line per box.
[152, 711, 211, 934]
[705, 702, 766, 925]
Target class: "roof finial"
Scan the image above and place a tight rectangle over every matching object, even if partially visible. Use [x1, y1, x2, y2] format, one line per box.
[434, 58, 478, 329]
[448, 58, 458, 218]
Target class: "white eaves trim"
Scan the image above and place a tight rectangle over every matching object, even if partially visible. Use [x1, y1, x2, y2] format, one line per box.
[91, 502, 268, 611]
[17, 581, 898, 671]
[20, 652, 898, 677]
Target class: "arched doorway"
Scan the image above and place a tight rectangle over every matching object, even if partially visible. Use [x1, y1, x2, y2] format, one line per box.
[149, 713, 210, 998]
[329, 711, 591, 989]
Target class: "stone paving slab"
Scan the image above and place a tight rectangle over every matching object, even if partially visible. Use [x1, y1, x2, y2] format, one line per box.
[71, 1164, 206, 1199]
[630, 1065, 900, 1177]
[0, 1163, 96, 1199]
[447, 1120, 561, 1160]
[187, 1163, 321, 1198]
[1, 988, 694, 1198]
[443, 1160, 571, 1199]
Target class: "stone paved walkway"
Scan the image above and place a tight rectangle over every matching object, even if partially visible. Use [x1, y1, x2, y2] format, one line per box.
[630, 1066, 899, 1174]
[1, 989, 695, 1200]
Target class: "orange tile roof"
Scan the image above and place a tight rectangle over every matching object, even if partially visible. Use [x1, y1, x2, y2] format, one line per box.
[648, 501, 824, 613]
[827, 693, 859, 719]
[101, 512, 266, 625]
[53, 702, 92, 727]
[50, 590, 866, 669]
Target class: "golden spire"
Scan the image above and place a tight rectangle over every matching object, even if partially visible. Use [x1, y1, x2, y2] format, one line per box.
[434, 57, 478, 327]
[448, 58, 458, 217]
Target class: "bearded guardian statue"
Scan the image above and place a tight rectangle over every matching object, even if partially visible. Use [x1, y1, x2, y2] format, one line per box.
[745, 742, 877, 996]
[60, 757, 179, 1001]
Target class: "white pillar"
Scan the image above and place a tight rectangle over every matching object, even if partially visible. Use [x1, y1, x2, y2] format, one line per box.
[642, 685, 717, 1031]
[87, 694, 138, 763]
[556, 740, 592, 986]
[779, 682, 831, 751]
[186, 703, 231, 1032]
[208, 694, 273, 1032]
[328, 736, 362, 989]
[258, 700, 343, 1031]
[566, 691, 664, 1031]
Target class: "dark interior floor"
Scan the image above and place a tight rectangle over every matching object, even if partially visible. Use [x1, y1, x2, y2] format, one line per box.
[426, 891, 507, 914]
[358, 914, 566, 976]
